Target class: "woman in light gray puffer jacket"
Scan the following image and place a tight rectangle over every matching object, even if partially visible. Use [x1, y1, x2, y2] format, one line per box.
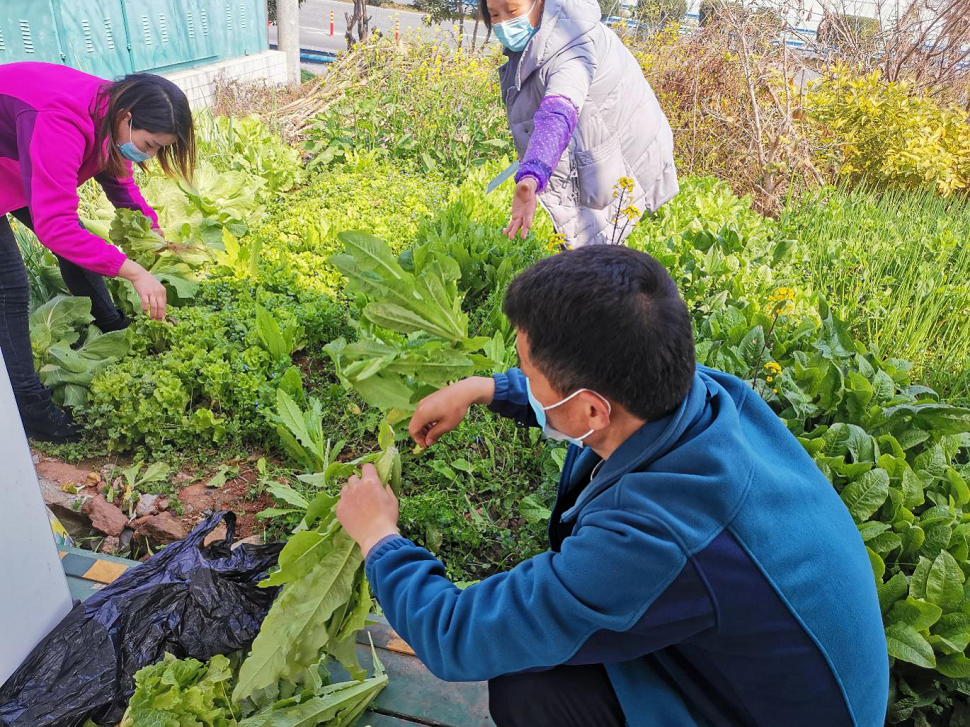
[485, 0, 679, 246]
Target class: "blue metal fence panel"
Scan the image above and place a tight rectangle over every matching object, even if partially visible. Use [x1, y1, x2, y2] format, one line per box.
[125, 0, 219, 72]
[52, 0, 131, 79]
[219, 0, 269, 59]
[0, 0, 65, 65]
[0, 0, 268, 80]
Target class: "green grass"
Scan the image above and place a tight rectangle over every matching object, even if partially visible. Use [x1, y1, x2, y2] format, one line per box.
[778, 186, 970, 400]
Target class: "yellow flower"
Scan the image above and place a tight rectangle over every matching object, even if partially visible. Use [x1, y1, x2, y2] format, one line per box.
[773, 388, 779, 394]
[546, 233, 566, 253]
[615, 177, 635, 194]
[768, 287, 795, 303]
[764, 362, 782, 375]
[621, 205, 641, 222]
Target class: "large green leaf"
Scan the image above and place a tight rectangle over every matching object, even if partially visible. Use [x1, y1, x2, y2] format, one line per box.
[841, 468, 890, 521]
[878, 572, 910, 614]
[363, 302, 456, 341]
[926, 551, 965, 609]
[265, 482, 311, 512]
[384, 351, 475, 384]
[932, 613, 970, 653]
[29, 295, 92, 353]
[910, 557, 933, 600]
[888, 597, 943, 631]
[947, 467, 970, 506]
[262, 530, 329, 588]
[886, 624, 936, 668]
[884, 403, 970, 435]
[901, 468, 925, 508]
[233, 532, 362, 702]
[938, 654, 970, 679]
[519, 495, 552, 524]
[347, 371, 416, 411]
[337, 230, 406, 283]
[238, 673, 388, 727]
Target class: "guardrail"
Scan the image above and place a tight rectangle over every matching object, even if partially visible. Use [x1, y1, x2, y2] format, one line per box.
[269, 42, 338, 64]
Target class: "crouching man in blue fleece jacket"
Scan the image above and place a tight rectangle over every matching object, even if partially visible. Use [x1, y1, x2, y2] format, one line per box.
[335, 245, 889, 727]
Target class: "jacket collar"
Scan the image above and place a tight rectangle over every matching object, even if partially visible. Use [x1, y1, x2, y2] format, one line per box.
[560, 367, 713, 523]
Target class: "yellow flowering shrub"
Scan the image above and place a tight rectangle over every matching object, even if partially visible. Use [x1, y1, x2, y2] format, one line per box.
[807, 66, 970, 196]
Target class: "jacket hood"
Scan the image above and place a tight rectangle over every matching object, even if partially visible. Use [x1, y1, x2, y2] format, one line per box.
[515, 0, 602, 88]
[560, 366, 727, 523]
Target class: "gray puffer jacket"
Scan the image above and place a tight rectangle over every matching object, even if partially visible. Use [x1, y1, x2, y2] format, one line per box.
[499, 0, 679, 246]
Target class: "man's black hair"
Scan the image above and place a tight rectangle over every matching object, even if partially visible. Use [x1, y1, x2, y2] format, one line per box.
[503, 245, 696, 421]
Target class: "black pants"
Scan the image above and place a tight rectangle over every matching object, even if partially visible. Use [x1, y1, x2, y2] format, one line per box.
[0, 207, 122, 396]
[489, 664, 626, 727]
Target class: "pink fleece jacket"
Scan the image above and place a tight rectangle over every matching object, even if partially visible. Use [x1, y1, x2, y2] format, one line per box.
[0, 62, 160, 277]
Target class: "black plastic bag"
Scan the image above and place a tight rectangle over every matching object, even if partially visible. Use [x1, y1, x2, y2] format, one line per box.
[0, 511, 283, 727]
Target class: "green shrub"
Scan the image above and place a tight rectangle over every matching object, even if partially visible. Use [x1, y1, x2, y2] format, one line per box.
[302, 42, 512, 181]
[807, 67, 970, 197]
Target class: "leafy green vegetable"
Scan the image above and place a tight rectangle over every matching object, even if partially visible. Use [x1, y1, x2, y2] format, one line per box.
[238, 667, 387, 727]
[29, 295, 91, 362]
[233, 423, 400, 704]
[112, 461, 171, 515]
[325, 231, 495, 422]
[256, 305, 305, 363]
[121, 652, 236, 727]
[271, 389, 332, 474]
[29, 296, 131, 407]
[121, 646, 387, 727]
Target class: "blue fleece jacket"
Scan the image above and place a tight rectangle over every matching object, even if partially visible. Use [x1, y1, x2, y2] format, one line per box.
[365, 366, 889, 726]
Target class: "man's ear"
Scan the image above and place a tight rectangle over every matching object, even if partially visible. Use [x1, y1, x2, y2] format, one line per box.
[583, 392, 612, 427]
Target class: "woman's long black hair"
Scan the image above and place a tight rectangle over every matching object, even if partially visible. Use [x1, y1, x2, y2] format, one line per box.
[94, 73, 195, 181]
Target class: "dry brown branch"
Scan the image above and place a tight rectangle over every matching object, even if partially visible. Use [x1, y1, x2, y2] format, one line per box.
[817, 0, 970, 102]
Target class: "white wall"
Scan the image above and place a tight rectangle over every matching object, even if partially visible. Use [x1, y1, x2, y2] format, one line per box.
[164, 50, 289, 110]
[0, 352, 73, 685]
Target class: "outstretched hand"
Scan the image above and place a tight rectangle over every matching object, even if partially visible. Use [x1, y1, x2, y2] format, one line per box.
[504, 177, 538, 241]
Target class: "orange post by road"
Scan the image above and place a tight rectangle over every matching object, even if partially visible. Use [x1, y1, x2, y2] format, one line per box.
[330, 10, 334, 36]
[395, 15, 400, 41]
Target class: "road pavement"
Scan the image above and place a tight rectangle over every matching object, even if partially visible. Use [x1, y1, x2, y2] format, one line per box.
[268, 0, 495, 56]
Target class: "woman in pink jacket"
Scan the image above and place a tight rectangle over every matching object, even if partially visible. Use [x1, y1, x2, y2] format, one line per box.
[0, 63, 195, 442]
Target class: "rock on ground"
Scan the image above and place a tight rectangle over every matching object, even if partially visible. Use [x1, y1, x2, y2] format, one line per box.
[82, 495, 129, 537]
[133, 512, 187, 545]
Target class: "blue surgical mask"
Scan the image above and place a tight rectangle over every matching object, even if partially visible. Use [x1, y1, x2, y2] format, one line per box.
[119, 118, 150, 163]
[526, 378, 611, 448]
[494, 1, 539, 52]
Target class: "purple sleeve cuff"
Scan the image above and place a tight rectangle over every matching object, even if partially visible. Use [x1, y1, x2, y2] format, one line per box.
[514, 95, 578, 193]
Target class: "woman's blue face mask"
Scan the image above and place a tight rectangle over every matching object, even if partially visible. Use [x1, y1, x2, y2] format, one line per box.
[119, 118, 150, 163]
[493, 1, 539, 52]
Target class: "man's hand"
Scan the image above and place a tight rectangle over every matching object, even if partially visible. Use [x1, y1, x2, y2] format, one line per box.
[409, 376, 496, 448]
[504, 177, 538, 241]
[336, 463, 400, 557]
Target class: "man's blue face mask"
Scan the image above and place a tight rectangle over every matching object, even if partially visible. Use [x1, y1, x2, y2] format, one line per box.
[526, 377, 611, 448]
[119, 118, 150, 163]
[493, 1, 539, 52]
